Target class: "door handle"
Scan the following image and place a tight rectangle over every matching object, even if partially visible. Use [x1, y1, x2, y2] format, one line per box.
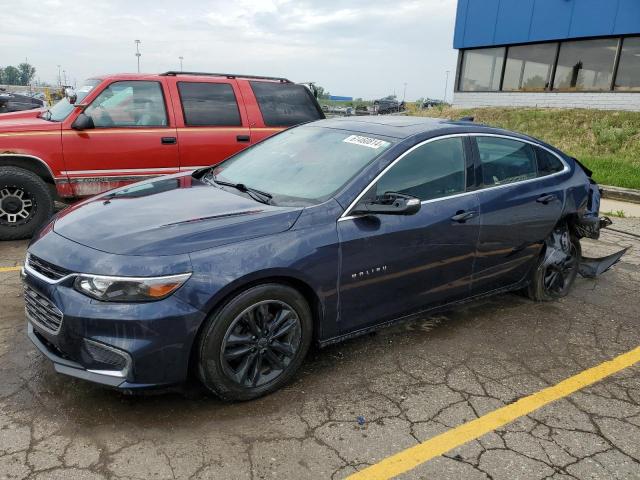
[236, 135, 251, 142]
[161, 136, 177, 145]
[536, 193, 557, 204]
[451, 210, 478, 223]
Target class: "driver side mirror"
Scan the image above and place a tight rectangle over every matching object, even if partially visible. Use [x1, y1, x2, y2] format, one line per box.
[352, 192, 421, 216]
[71, 113, 95, 131]
[64, 87, 77, 105]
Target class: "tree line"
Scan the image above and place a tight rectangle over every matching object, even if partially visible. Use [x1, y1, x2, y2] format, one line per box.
[0, 63, 36, 86]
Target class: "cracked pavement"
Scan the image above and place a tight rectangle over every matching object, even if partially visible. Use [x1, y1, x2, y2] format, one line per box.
[0, 219, 638, 479]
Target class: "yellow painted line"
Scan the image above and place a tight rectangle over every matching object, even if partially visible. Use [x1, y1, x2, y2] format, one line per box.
[0, 266, 22, 273]
[347, 345, 640, 480]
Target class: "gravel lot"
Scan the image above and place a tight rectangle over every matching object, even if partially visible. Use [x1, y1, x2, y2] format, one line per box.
[0, 220, 638, 479]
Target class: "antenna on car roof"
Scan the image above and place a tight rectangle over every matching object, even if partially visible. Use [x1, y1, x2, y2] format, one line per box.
[459, 116, 474, 122]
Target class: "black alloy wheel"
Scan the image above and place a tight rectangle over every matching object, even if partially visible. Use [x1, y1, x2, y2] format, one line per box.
[221, 300, 302, 388]
[542, 240, 579, 297]
[197, 284, 312, 401]
[527, 228, 582, 301]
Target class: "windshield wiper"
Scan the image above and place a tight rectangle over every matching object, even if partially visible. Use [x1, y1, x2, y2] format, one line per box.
[212, 176, 273, 205]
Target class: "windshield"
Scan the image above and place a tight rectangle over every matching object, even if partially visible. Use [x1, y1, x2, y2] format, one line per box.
[46, 79, 102, 121]
[209, 126, 394, 206]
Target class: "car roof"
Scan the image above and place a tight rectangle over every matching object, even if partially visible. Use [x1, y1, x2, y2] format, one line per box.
[312, 115, 541, 144]
[312, 115, 485, 139]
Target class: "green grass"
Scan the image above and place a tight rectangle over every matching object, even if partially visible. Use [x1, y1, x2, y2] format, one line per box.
[409, 106, 640, 189]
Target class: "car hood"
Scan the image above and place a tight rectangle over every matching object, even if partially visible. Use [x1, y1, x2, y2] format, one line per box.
[0, 109, 60, 132]
[53, 173, 304, 256]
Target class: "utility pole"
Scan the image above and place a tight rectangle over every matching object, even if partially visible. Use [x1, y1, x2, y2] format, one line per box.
[179, 56, 184, 72]
[402, 82, 407, 102]
[444, 70, 450, 103]
[135, 39, 142, 73]
[62, 69, 67, 85]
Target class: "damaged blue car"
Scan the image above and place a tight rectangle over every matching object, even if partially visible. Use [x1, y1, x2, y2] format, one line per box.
[22, 116, 624, 400]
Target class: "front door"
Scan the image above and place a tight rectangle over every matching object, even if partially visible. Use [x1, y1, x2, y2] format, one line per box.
[338, 136, 480, 334]
[62, 80, 179, 196]
[169, 79, 251, 170]
[471, 136, 566, 295]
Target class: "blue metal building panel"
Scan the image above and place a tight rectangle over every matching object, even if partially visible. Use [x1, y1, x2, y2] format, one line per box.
[529, 0, 575, 42]
[494, 0, 536, 45]
[570, 0, 617, 37]
[615, 0, 640, 34]
[462, 0, 501, 47]
[454, 0, 640, 49]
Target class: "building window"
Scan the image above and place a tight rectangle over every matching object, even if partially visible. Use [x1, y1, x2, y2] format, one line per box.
[615, 37, 640, 91]
[459, 47, 505, 91]
[553, 38, 618, 91]
[503, 43, 557, 91]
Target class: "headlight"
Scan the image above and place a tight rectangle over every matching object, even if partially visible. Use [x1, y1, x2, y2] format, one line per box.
[74, 273, 191, 302]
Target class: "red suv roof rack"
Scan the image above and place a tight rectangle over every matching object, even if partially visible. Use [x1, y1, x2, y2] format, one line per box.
[160, 71, 291, 83]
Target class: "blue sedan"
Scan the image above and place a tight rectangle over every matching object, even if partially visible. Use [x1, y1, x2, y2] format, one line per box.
[23, 116, 621, 400]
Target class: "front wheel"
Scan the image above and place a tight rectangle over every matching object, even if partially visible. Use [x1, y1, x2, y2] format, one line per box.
[0, 167, 54, 240]
[527, 226, 581, 301]
[197, 284, 312, 401]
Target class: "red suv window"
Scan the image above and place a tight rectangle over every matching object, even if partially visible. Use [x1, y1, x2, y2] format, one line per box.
[177, 82, 242, 126]
[249, 81, 323, 127]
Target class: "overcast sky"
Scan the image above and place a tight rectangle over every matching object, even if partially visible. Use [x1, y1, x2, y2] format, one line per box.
[0, 0, 458, 101]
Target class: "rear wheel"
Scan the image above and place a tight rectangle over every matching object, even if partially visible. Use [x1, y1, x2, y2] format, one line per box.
[197, 284, 312, 401]
[527, 226, 581, 301]
[0, 167, 54, 240]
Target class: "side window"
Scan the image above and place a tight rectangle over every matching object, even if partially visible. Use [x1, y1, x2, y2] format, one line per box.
[375, 138, 466, 202]
[178, 82, 242, 126]
[84, 81, 167, 127]
[476, 137, 537, 186]
[250, 81, 323, 127]
[535, 147, 565, 176]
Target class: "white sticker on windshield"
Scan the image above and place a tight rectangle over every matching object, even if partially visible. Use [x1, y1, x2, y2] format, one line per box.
[78, 85, 94, 93]
[343, 135, 389, 149]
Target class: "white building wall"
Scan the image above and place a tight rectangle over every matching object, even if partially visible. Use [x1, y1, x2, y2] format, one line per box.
[453, 92, 640, 111]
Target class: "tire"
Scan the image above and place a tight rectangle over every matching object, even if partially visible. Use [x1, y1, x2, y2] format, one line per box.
[197, 284, 312, 401]
[527, 229, 581, 302]
[0, 167, 54, 240]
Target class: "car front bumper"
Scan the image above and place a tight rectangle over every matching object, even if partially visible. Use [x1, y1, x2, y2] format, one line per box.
[23, 266, 207, 390]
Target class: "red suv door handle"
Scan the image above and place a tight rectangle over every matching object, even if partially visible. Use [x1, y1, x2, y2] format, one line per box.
[161, 137, 177, 145]
[236, 135, 250, 142]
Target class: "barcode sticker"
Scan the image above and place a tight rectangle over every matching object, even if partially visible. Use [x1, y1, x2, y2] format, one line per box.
[343, 135, 389, 149]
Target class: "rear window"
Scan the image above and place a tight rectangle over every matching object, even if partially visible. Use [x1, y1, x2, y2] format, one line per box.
[535, 147, 565, 176]
[178, 82, 241, 126]
[250, 81, 323, 127]
[477, 137, 537, 186]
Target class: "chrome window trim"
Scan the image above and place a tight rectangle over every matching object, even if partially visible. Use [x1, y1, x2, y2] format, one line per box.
[338, 132, 570, 222]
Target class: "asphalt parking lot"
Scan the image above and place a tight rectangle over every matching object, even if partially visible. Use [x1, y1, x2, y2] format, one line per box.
[0, 220, 639, 480]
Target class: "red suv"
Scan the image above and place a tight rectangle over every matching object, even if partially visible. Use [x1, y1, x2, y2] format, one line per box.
[0, 71, 324, 239]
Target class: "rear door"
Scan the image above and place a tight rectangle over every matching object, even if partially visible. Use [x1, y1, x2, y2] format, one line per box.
[61, 79, 180, 196]
[170, 79, 251, 170]
[240, 80, 324, 144]
[471, 135, 567, 295]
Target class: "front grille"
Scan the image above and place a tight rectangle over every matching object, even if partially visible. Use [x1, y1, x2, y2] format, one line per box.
[27, 254, 72, 281]
[24, 285, 63, 334]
